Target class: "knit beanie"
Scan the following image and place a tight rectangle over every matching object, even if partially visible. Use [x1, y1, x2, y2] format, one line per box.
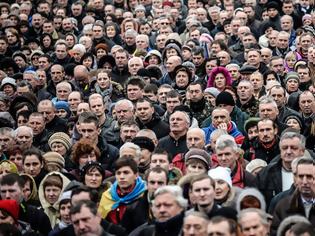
[48, 132, 71, 151]
[43, 151, 65, 169]
[284, 72, 300, 84]
[0, 199, 19, 222]
[185, 148, 211, 169]
[245, 159, 267, 174]
[208, 166, 232, 188]
[216, 91, 235, 106]
[244, 117, 261, 134]
[55, 101, 71, 117]
[204, 87, 220, 98]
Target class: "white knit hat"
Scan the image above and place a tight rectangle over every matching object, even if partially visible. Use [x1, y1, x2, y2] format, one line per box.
[208, 166, 232, 188]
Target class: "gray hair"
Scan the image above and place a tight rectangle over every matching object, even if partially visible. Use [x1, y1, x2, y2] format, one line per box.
[184, 210, 209, 220]
[280, 132, 306, 150]
[56, 81, 72, 91]
[259, 96, 278, 109]
[0, 127, 14, 138]
[72, 44, 86, 54]
[170, 111, 190, 125]
[215, 134, 238, 152]
[115, 99, 134, 111]
[23, 70, 39, 81]
[153, 185, 188, 209]
[125, 29, 138, 37]
[238, 208, 269, 227]
[120, 142, 141, 161]
[14, 126, 33, 138]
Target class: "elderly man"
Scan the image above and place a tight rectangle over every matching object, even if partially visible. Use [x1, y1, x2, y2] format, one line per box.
[183, 211, 208, 236]
[128, 57, 144, 76]
[133, 185, 187, 235]
[203, 108, 244, 145]
[14, 126, 33, 151]
[236, 80, 259, 117]
[238, 208, 270, 236]
[257, 132, 305, 206]
[0, 127, 15, 160]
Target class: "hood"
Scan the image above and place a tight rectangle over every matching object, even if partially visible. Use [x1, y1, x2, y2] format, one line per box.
[236, 187, 266, 213]
[38, 171, 71, 210]
[20, 173, 38, 202]
[162, 43, 182, 61]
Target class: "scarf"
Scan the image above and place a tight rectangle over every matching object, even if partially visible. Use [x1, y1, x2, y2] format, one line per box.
[95, 84, 113, 111]
[98, 176, 146, 218]
[231, 162, 245, 189]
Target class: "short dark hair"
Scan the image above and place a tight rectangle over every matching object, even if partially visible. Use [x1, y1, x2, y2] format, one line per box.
[144, 166, 168, 182]
[78, 112, 99, 127]
[190, 174, 215, 190]
[70, 200, 98, 216]
[23, 148, 43, 164]
[0, 173, 24, 189]
[71, 185, 99, 203]
[114, 156, 138, 174]
[127, 76, 145, 90]
[144, 84, 158, 95]
[209, 216, 238, 234]
[192, 46, 204, 57]
[136, 98, 153, 108]
[152, 148, 171, 162]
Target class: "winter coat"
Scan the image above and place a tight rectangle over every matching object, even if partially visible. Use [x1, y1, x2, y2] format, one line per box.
[157, 134, 188, 160]
[236, 96, 259, 117]
[251, 138, 280, 164]
[188, 98, 213, 126]
[268, 185, 295, 214]
[136, 113, 170, 139]
[256, 158, 284, 207]
[97, 135, 119, 172]
[38, 172, 71, 228]
[33, 129, 50, 152]
[271, 190, 315, 236]
[46, 116, 68, 138]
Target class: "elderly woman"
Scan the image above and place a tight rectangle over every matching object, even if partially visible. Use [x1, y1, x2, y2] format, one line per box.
[207, 66, 232, 91]
[172, 65, 192, 98]
[70, 139, 101, 180]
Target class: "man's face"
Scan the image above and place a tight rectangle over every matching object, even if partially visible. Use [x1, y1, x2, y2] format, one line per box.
[71, 4, 83, 16]
[120, 125, 138, 142]
[259, 103, 278, 120]
[166, 97, 181, 113]
[189, 84, 203, 102]
[192, 178, 215, 207]
[128, 59, 143, 76]
[44, 186, 62, 205]
[89, 97, 105, 118]
[152, 192, 183, 222]
[212, 110, 230, 128]
[280, 137, 304, 168]
[299, 93, 315, 116]
[257, 120, 277, 143]
[147, 171, 167, 196]
[170, 112, 189, 134]
[270, 87, 285, 108]
[158, 88, 172, 104]
[136, 101, 154, 123]
[208, 221, 233, 236]
[28, 115, 45, 136]
[0, 133, 14, 152]
[79, 122, 99, 143]
[115, 52, 128, 69]
[216, 52, 230, 66]
[68, 92, 82, 112]
[166, 57, 179, 73]
[239, 212, 268, 236]
[247, 51, 260, 67]
[38, 103, 55, 124]
[115, 166, 137, 190]
[38, 57, 50, 70]
[71, 206, 102, 236]
[0, 39, 8, 54]
[267, 8, 278, 18]
[192, 54, 204, 67]
[0, 183, 23, 203]
[23, 154, 43, 177]
[56, 86, 71, 101]
[125, 35, 136, 46]
[271, 58, 285, 75]
[127, 84, 143, 101]
[237, 82, 253, 102]
[300, 35, 312, 50]
[282, 3, 294, 14]
[150, 154, 170, 170]
[50, 65, 64, 84]
[156, 35, 167, 50]
[136, 36, 148, 50]
[216, 147, 237, 169]
[115, 102, 134, 124]
[297, 68, 310, 83]
[23, 73, 38, 89]
[281, 18, 292, 31]
[296, 164, 315, 199]
[55, 44, 68, 60]
[16, 128, 33, 150]
[183, 215, 208, 236]
[93, 25, 104, 39]
[276, 34, 289, 49]
[32, 14, 43, 29]
[186, 130, 205, 149]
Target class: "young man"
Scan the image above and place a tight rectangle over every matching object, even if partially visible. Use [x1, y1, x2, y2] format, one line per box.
[98, 157, 146, 224]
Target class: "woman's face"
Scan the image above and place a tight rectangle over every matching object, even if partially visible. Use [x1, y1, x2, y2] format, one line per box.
[286, 79, 299, 92]
[96, 48, 107, 60]
[148, 55, 159, 65]
[83, 57, 93, 68]
[23, 155, 43, 177]
[106, 26, 116, 38]
[85, 168, 103, 188]
[3, 84, 15, 97]
[22, 180, 32, 200]
[285, 56, 296, 69]
[175, 71, 189, 88]
[166, 48, 178, 58]
[205, 94, 216, 106]
[214, 73, 226, 90]
[51, 142, 68, 156]
[97, 72, 111, 89]
[266, 74, 277, 82]
[56, 109, 68, 119]
[125, 22, 134, 31]
[286, 118, 301, 131]
[214, 179, 230, 200]
[9, 154, 23, 171]
[0, 163, 12, 180]
[66, 35, 75, 48]
[78, 151, 97, 168]
[6, 32, 17, 44]
[43, 36, 52, 48]
[60, 202, 71, 224]
[205, 60, 216, 74]
[14, 56, 27, 69]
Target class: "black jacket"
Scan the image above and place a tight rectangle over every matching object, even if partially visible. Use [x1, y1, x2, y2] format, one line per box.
[256, 158, 284, 207]
[19, 202, 52, 236]
[33, 129, 50, 152]
[46, 116, 68, 138]
[251, 138, 280, 164]
[98, 136, 119, 172]
[268, 184, 295, 214]
[136, 114, 170, 139]
[157, 134, 188, 160]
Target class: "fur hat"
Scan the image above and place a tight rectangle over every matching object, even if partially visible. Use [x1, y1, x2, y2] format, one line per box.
[216, 91, 235, 106]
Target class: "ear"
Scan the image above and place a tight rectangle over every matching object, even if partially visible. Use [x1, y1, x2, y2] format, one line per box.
[274, 127, 278, 136]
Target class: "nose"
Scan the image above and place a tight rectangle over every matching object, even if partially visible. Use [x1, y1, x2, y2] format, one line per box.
[5, 192, 10, 199]
[30, 165, 34, 171]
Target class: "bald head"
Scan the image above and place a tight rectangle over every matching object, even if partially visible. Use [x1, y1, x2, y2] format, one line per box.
[187, 128, 206, 149]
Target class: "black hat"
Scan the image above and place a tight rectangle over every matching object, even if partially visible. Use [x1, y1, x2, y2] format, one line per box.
[81, 161, 105, 181]
[137, 68, 150, 78]
[239, 65, 258, 74]
[266, 1, 279, 10]
[132, 136, 155, 152]
[244, 117, 260, 133]
[216, 91, 235, 106]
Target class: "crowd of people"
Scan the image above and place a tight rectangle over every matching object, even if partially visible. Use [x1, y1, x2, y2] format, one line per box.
[0, 0, 314, 235]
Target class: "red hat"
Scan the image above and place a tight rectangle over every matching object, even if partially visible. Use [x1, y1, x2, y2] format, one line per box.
[162, 1, 174, 7]
[0, 199, 19, 222]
